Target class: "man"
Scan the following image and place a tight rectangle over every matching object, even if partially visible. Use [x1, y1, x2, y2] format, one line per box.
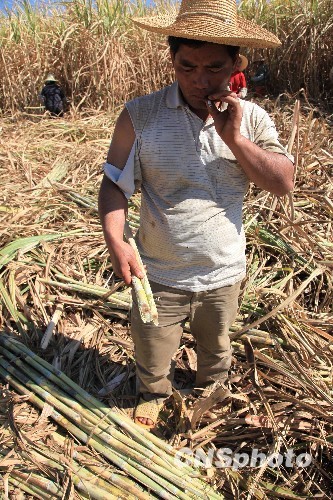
[250, 58, 270, 95]
[98, 0, 294, 428]
[40, 74, 67, 117]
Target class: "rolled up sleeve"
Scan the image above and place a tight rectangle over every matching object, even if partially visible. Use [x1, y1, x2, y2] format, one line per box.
[103, 140, 142, 199]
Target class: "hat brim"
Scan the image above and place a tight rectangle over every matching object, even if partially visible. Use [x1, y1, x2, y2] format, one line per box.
[133, 13, 281, 49]
[238, 54, 248, 71]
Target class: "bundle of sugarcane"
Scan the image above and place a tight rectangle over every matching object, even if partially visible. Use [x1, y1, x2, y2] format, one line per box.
[0, 334, 222, 499]
[0, 433, 149, 499]
[124, 221, 159, 325]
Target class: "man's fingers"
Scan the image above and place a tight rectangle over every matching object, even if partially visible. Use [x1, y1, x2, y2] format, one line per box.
[207, 91, 238, 101]
[206, 99, 221, 117]
[110, 243, 144, 285]
[130, 259, 144, 280]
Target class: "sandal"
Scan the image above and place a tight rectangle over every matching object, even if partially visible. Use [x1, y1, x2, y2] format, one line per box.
[134, 397, 164, 429]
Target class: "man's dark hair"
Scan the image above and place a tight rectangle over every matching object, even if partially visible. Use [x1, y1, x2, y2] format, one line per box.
[168, 36, 240, 62]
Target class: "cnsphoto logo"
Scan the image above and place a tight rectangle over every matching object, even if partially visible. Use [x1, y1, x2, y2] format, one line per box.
[175, 447, 312, 470]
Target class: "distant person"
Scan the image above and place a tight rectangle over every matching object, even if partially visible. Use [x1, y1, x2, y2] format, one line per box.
[40, 74, 67, 117]
[250, 58, 269, 95]
[229, 54, 248, 98]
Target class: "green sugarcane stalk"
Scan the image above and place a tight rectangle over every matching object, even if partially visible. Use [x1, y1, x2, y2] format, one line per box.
[49, 437, 150, 500]
[0, 335, 212, 482]
[0, 336, 210, 476]
[0, 336, 209, 487]
[3, 443, 147, 500]
[1, 446, 130, 499]
[0, 352, 211, 499]
[0, 363, 173, 497]
[8, 469, 63, 497]
[7, 475, 53, 498]
[1, 346, 194, 485]
[11, 467, 123, 500]
[52, 271, 132, 302]
[0, 353, 222, 500]
[38, 278, 130, 308]
[131, 276, 152, 322]
[0, 365, 201, 499]
[1, 438, 143, 500]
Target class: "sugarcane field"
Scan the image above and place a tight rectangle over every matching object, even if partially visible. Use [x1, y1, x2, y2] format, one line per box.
[0, 0, 332, 498]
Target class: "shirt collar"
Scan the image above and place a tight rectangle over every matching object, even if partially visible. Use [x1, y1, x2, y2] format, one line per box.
[166, 81, 186, 109]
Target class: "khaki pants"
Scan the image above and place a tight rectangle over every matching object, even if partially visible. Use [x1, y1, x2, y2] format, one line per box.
[131, 280, 241, 401]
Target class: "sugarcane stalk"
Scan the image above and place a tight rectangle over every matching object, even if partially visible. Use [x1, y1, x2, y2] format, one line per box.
[7, 474, 53, 499]
[8, 469, 63, 497]
[124, 221, 159, 325]
[0, 353, 211, 499]
[50, 437, 150, 500]
[52, 271, 132, 302]
[0, 366, 216, 500]
[40, 302, 64, 349]
[1, 345, 192, 483]
[131, 276, 152, 322]
[0, 338, 205, 483]
[0, 335, 215, 488]
[0, 364, 184, 498]
[4, 444, 147, 500]
[0, 346, 222, 499]
[38, 278, 131, 308]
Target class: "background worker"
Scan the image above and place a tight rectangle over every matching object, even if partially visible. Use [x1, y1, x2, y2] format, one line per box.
[250, 58, 270, 95]
[229, 54, 248, 98]
[40, 73, 67, 117]
[98, 0, 294, 429]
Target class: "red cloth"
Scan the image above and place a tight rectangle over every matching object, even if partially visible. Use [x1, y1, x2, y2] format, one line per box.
[229, 71, 247, 93]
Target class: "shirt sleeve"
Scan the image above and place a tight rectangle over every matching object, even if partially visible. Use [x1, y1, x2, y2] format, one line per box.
[103, 140, 142, 199]
[253, 106, 294, 163]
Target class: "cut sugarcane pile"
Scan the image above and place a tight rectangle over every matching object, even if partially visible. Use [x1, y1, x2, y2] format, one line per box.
[0, 334, 221, 499]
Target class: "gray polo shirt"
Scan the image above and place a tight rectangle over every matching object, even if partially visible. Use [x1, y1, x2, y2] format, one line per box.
[105, 82, 293, 291]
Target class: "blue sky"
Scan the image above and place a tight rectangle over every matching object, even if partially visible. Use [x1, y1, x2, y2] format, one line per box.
[0, 0, 157, 12]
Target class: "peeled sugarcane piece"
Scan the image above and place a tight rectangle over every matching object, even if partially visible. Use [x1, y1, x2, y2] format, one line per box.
[131, 276, 152, 323]
[124, 221, 159, 325]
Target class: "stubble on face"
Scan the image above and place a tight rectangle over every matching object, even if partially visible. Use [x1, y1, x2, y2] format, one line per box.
[171, 43, 236, 116]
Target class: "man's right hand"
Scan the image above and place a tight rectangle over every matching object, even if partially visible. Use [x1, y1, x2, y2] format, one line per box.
[108, 240, 144, 286]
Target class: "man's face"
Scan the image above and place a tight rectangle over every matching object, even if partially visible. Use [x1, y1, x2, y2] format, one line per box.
[171, 43, 237, 114]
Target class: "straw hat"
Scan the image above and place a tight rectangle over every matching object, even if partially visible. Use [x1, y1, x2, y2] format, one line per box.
[237, 54, 248, 71]
[133, 0, 281, 49]
[45, 73, 57, 83]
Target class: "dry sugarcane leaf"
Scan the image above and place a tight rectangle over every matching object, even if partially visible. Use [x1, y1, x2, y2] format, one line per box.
[190, 386, 232, 429]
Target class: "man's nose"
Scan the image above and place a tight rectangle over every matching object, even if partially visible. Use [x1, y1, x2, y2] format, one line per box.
[193, 72, 209, 89]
